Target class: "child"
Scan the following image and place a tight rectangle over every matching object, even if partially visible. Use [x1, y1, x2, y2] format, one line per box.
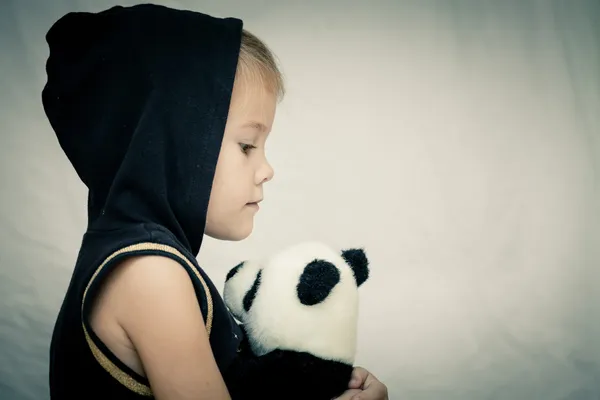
[42, 4, 387, 399]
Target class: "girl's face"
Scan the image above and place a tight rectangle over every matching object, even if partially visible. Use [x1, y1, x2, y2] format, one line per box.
[204, 73, 277, 241]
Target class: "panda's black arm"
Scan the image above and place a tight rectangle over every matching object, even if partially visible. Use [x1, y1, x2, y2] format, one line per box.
[222, 349, 279, 398]
[223, 349, 353, 400]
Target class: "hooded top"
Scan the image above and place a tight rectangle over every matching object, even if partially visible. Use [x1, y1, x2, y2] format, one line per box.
[42, 4, 244, 398]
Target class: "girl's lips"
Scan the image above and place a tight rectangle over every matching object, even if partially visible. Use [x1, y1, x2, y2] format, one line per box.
[246, 202, 260, 210]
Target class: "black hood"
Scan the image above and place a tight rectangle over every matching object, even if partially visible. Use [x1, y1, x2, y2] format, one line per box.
[42, 4, 242, 256]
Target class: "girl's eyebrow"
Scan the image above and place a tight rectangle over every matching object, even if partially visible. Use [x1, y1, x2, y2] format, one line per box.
[242, 121, 269, 133]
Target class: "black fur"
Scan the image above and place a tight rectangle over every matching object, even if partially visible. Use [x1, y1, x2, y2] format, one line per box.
[243, 270, 262, 312]
[341, 248, 369, 287]
[297, 260, 340, 306]
[226, 262, 244, 282]
[223, 337, 353, 400]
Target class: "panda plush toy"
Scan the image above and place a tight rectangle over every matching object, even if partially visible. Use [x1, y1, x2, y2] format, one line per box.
[221, 241, 370, 400]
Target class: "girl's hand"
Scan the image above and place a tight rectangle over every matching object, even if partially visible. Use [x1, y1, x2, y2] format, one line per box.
[334, 367, 389, 400]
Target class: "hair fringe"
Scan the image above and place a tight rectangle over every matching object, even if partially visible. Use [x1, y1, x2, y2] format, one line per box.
[237, 29, 285, 102]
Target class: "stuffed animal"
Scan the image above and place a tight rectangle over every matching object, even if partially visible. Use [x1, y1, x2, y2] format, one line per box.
[221, 241, 370, 400]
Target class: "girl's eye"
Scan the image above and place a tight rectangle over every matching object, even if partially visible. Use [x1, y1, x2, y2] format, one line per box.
[239, 143, 256, 155]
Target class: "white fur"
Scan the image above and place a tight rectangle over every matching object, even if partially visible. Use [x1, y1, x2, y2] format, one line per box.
[223, 259, 262, 320]
[223, 242, 361, 365]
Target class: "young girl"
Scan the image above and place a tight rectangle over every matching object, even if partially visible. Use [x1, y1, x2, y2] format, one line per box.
[42, 4, 388, 399]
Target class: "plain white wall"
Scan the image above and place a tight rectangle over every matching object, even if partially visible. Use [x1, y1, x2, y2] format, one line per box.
[1, 0, 599, 399]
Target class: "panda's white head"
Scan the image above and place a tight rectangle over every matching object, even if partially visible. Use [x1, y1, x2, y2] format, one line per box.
[223, 242, 369, 365]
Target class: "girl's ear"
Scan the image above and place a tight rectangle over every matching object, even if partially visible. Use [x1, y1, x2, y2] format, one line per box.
[341, 248, 369, 287]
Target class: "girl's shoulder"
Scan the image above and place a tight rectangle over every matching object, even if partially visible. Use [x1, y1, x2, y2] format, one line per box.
[51, 223, 243, 397]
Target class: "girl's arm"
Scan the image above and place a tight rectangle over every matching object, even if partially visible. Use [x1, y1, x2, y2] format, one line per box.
[109, 255, 232, 400]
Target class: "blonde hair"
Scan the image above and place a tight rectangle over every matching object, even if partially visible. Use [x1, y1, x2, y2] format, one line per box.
[237, 29, 285, 102]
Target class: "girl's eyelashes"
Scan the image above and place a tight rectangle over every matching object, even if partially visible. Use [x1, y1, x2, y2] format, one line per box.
[239, 143, 257, 155]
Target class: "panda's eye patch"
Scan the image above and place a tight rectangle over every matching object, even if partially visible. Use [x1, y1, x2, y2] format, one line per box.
[297, 260, 340, 306]
[243, 270, 262, 312]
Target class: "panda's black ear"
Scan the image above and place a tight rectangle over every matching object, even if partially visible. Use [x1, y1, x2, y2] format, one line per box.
[341, 248, 369, 287]
[225, 261, 244, 282]
[243, 270, 262, 312]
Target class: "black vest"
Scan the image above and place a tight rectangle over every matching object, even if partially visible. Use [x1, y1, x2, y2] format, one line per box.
[49, 223, 244, 399]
